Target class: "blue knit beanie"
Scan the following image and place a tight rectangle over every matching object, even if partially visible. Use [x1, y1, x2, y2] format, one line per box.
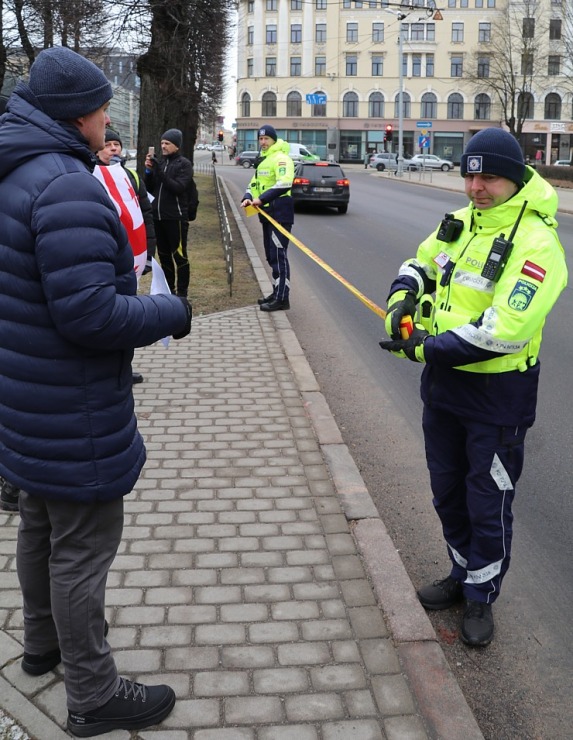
[105, 128, 122, 147]
[258, 124, 277, 142]
[161, 129, 182, 148]
[28, 47, 112, 120]
[461, 128, 525, 187]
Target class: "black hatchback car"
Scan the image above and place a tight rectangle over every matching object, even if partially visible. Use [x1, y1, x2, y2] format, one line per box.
[291, 162, 349, 214]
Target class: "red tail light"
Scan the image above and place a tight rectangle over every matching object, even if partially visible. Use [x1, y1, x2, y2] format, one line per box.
[293, 177, 310, 185]
[336, 179, 349, 186]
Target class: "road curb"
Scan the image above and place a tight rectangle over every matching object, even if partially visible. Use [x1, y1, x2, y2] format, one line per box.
[222, 175, 484, 739]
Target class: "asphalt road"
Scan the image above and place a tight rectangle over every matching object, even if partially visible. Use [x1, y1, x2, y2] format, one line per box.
[220, 162, 573, 740]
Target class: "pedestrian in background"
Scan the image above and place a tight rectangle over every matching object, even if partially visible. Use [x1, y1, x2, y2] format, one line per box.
[0, 46, 191, 736]
[379, 128, 567, 647]
[240, 124, 295, 312]
[144, 129, 194, 297]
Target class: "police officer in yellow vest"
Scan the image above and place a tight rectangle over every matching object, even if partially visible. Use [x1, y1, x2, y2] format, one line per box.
[241, 125, 294, 312]
[379, 128, 567, 647]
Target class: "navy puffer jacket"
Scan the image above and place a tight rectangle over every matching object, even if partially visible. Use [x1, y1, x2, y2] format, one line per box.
[0, 84, 189, 502]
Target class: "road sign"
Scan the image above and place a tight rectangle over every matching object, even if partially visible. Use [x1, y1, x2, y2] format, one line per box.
[416, 121, 433, 128]
[418, 135, 430, 149]
[306, 94, 326, 105]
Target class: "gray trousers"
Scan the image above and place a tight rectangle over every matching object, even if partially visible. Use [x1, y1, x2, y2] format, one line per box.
[17, 491, 123, 712]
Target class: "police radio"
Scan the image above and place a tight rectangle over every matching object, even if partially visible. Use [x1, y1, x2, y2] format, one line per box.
[481, 200, 528, 282]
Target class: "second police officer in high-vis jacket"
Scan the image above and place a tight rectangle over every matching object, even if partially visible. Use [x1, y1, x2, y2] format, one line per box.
[241, 124, 294, 312]
[379, 128, 567, 647]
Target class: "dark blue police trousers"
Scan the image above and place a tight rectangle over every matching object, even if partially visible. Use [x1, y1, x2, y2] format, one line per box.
[262, 219, 291, 301]
[422, 405, 527, 604]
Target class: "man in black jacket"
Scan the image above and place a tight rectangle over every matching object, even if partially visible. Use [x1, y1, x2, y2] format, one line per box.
[144, 129, 194, 296]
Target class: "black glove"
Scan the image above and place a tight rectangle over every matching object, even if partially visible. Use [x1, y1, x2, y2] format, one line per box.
[173, 297, 192, 340]
[379, 324, 429, 362]
[385, 290, 417, 340]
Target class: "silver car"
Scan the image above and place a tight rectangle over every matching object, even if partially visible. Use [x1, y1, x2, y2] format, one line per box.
[408, 154, 454, 171]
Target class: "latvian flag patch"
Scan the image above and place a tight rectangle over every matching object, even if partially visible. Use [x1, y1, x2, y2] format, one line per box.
[521, 260, 546, 282]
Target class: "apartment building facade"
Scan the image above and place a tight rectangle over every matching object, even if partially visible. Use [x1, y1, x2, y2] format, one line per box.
[235, 0, 572, 165]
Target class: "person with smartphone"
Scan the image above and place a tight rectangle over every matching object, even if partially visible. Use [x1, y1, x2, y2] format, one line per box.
[144, 130, 194, 297]
[379, 128, 567, 647]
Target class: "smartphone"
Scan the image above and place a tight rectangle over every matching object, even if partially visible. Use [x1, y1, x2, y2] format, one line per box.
[148, 146, 155, 156]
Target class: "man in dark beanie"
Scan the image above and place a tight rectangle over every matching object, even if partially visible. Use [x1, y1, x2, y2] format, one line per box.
[144, 128, 195, 296]
[0, 46, 190, 735]
[380, 127, 567, 647]
[241, 124, 294, 311]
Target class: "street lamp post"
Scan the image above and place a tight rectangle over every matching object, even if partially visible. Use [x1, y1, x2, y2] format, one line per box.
[397, 13, 406, 178]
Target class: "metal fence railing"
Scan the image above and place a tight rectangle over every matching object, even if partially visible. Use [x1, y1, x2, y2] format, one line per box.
[211, 165, 234, 295]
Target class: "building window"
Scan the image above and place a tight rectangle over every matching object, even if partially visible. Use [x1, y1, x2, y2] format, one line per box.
[266, 25, 277, 44]
[460, 0, 468, 6]
[343, 91, 359, 117]
[448, 93, 464, 119]
[475, 93, 491, 119]
[291, 56, 301, 76]
[262, 91, 277, 117]
[548, 55, 560, 75]
[475, 0, 483, 6]
[315, 56, 326, 76]
[478, 56, 490, 77]
[411, 23, 424, 41]
[247, 58, 253, 77]
[394, 91, 411, 119]
[369, 91, 384, 118]
[346, 54, 358, 76]
[372, 22, 384, 42]
[452, 22, 464, 42]
[247, 0, 254, 11]
[523, 18, 535, 38]
[411, 54, 421, 76]
[316, 23, 326, 43]
[521, 53, 533, 76]
[478, 22, 491, 42]
[316, 0, 326, 8]
[312, 91, 326, 117]
[287, 91, 302, 116]
[487, 0, 495, 6]
[451, 55, 463, 77]
[266, 0, 277, 9]
[426, 23, 435, 41]
[426, 53, 434, 77]
[247, 26, 254, 45]
[549, 19, 562, 40]
[241, 93, 251, 117]
[372, 55, 383, 76]
[347, 23, 359, 43]
[518, 92, 534, 119]
[266, 57, 276, 76]
[448, 0, 456, 6]
[421, 92, 437, 118]
[291, 24, 302, 43]
[291, 0, 302, 8]
[545, 92, 561, 119]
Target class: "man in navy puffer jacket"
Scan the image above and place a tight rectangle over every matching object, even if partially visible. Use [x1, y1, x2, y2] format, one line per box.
[0, 47, 190, 736]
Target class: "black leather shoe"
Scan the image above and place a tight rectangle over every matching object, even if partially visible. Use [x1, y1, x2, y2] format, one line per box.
[132, 372, 144, 384]
[461, 599, 494, 646]
[417, 576, 463, 610]
[0, 478, 19, 512]
[257, 293, 275, 305]
[260, 298, 290, 312]
[67, 678, 175, 737]
[22, 620, 109, 675]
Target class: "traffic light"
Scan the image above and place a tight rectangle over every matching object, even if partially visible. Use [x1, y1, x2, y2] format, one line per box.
[385, 124, 393, 143]
[218, 130, 224, 142]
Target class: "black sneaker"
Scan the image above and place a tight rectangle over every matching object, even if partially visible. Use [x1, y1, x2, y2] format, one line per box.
[461, 599, 494, 647]
[22, 620, 109, 675]
[417, 576, 463, 610]
[0, 478, 20, 512]
[257, 292, 275, 305]
[67, 678, 176, 737]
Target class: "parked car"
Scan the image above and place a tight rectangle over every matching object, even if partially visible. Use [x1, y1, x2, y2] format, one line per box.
[368, 152, 417, 172]
[211, 143, 225, 151]
[235, 150, 259, 168]
[554, 159, 571, 166]
[408, 154, 454, 171]
[291, 161, 349, 214]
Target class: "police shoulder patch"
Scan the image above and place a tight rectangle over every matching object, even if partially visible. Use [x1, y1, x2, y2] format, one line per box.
[277, 165, 287, 176]
[508, 279, 537, 311]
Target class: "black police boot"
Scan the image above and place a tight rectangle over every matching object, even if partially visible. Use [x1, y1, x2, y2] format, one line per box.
[461, 599, 494, 646]
[132, 372, 144, 384]
[260, 297, 290, 312]
[257, 293, 275, 305]
[417, 575, 463, 610]
[0, 478, 20, 512]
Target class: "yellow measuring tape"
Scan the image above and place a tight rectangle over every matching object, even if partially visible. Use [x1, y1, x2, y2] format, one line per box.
[254, 206, 387, 321]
